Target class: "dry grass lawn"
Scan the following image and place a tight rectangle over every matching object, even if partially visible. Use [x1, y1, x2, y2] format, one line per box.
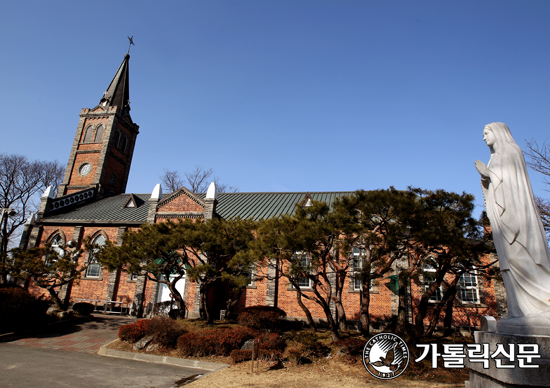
[108, 338, 468, 388]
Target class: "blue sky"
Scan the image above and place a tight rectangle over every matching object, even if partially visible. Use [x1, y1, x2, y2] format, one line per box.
[2, 1, 550, 218]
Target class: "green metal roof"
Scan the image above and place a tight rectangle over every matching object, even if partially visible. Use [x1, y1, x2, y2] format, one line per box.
[42, 191, 354, 224]
[44, 193, 150, 224]
[198, 191, 354, 220]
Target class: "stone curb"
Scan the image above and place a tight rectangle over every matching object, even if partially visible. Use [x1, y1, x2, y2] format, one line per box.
[98, 339, 230, 372]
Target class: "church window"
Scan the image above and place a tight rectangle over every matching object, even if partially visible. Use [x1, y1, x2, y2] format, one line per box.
[458, 271, 480, 304]
[115, 130, 122, 149]
[241, 265, 255, 287]
[85, 234, 105, 278]
[109, 173, 117, 187]
[94, 124, 105, 143]
[122, 136, 129, 154]
[46, 233, 65, 267]
[83, 125, 94, 143]
[292, 252, 311, 288]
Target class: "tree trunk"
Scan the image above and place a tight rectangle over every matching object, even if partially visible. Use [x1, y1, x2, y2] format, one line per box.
[394, 270, 410, 335]
[360, 278, 372, 337]
[167, 279, 186, 319]
[199, 282, 211, 322]
[443, 287, 457, 337]
[335, 298, 347, 332]
[225, 288, 243, 316]
[309, 284, 340, 341]
[425, 281, 458, 337]
[292, 280, 317, 331]
[47, 286, 66, 311]
[414, 262, 451, 338]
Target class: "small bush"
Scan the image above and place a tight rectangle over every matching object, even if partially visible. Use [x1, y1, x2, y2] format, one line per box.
[230, 348, 282, 364]
[237, 306, 286, 330]
[256, 332, 285, 352]
[0, 286, 50, 332]
[230, 349, 252, 364]
[334, 337, 366, 356]
[287, 348, 303, 365]
[118, 319, 151, 343]
[72, 302, 94, 316]
[259, 349, 283, 362]
[146, 316, 186, 348]
[285, 330, 330, 358]
[177, 327, 255, 357]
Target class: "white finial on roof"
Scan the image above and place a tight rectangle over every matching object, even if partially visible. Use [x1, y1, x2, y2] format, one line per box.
[151, 183, 163, 200]
[206, 182, 216, 200]
[42, 186, 55, 199]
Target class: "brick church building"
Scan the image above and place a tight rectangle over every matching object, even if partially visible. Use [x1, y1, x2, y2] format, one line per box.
[20, 53, 502, 329]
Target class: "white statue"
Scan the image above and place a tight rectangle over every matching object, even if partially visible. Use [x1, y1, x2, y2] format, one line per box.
[476, 122, 550, 335]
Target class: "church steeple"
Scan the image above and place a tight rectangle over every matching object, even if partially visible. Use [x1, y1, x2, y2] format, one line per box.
[99, 54, 131, 115]
[57, 53, 139, 199]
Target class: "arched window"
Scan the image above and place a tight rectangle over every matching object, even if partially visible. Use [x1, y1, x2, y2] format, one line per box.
[83, 125, 94, 143]
[115, 130, 122, 149]
[85, 234, 106, 278]
[108, 173, 117, 187]
[46, 233, 65, 267]
[122, 136, 128, 154]
[94, 124, 105, 143]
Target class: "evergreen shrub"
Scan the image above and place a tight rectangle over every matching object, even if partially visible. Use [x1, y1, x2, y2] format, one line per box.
[237, 305, 286, 330]
[0, 285, 49, 332]
[334, 337, 366, 356]
[146, 316, 185, 348]
[118, 319, 151, 343]
[230, 349, 252, 364]
[177, 326, 255, 357]
[72, 302, 94, 316]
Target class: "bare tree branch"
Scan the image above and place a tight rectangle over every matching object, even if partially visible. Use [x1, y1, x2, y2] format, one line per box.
[524, 139, 550, 235]
[525, 138, 550, 186]
[535, 196, 550, 237]
[0, 154, 64, 262]
[160, 169, 184, 193]
[184, 165, 214, 193]
[160, 165, 239, 194]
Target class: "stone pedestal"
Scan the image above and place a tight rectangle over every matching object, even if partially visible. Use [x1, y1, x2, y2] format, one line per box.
[466, 330, 550, 387]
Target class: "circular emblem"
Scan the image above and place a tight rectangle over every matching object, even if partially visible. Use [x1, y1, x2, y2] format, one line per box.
[79, 163, 92, 176]
[363, 333, 409, 380]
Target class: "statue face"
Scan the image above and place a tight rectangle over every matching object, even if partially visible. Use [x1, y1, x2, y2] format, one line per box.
[483, 126, 496, 147]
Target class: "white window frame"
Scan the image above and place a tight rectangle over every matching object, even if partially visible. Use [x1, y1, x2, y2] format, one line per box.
[293, 252, 311, 288]
[458, 270, 480, 304]
[241, 265, 255, 287]
[85, 234, 105, 278]
[423, 263, 443, 302]
[351, 247, 374, 291]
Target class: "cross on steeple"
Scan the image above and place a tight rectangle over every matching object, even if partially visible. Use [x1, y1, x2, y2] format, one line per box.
[127, 36, 134, 55]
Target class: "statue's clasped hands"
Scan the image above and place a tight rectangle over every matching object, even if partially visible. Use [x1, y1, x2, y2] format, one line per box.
[475, 160, 490, 179]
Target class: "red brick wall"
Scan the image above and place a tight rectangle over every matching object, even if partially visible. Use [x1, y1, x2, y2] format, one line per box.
[68, 153, 100, 187]
[158, 193, 204, 213]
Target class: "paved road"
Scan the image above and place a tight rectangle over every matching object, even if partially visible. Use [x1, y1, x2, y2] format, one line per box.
[9, 314, 136, 353]
[0, 343, 208, 388]
[2, 314, 211, 387]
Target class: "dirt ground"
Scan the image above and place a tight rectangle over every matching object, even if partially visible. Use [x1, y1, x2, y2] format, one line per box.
[107, 340, 468, 388]
[186, 361, 468, 388]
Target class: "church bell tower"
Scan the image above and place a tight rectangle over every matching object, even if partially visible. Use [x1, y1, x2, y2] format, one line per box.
[57, 53, 139, 198]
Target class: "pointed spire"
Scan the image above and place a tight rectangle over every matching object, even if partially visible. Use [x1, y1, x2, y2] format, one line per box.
[100, 54, 130, 113]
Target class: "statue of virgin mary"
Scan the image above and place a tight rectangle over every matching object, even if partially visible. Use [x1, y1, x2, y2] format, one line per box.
[476, 122, 550, 335]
